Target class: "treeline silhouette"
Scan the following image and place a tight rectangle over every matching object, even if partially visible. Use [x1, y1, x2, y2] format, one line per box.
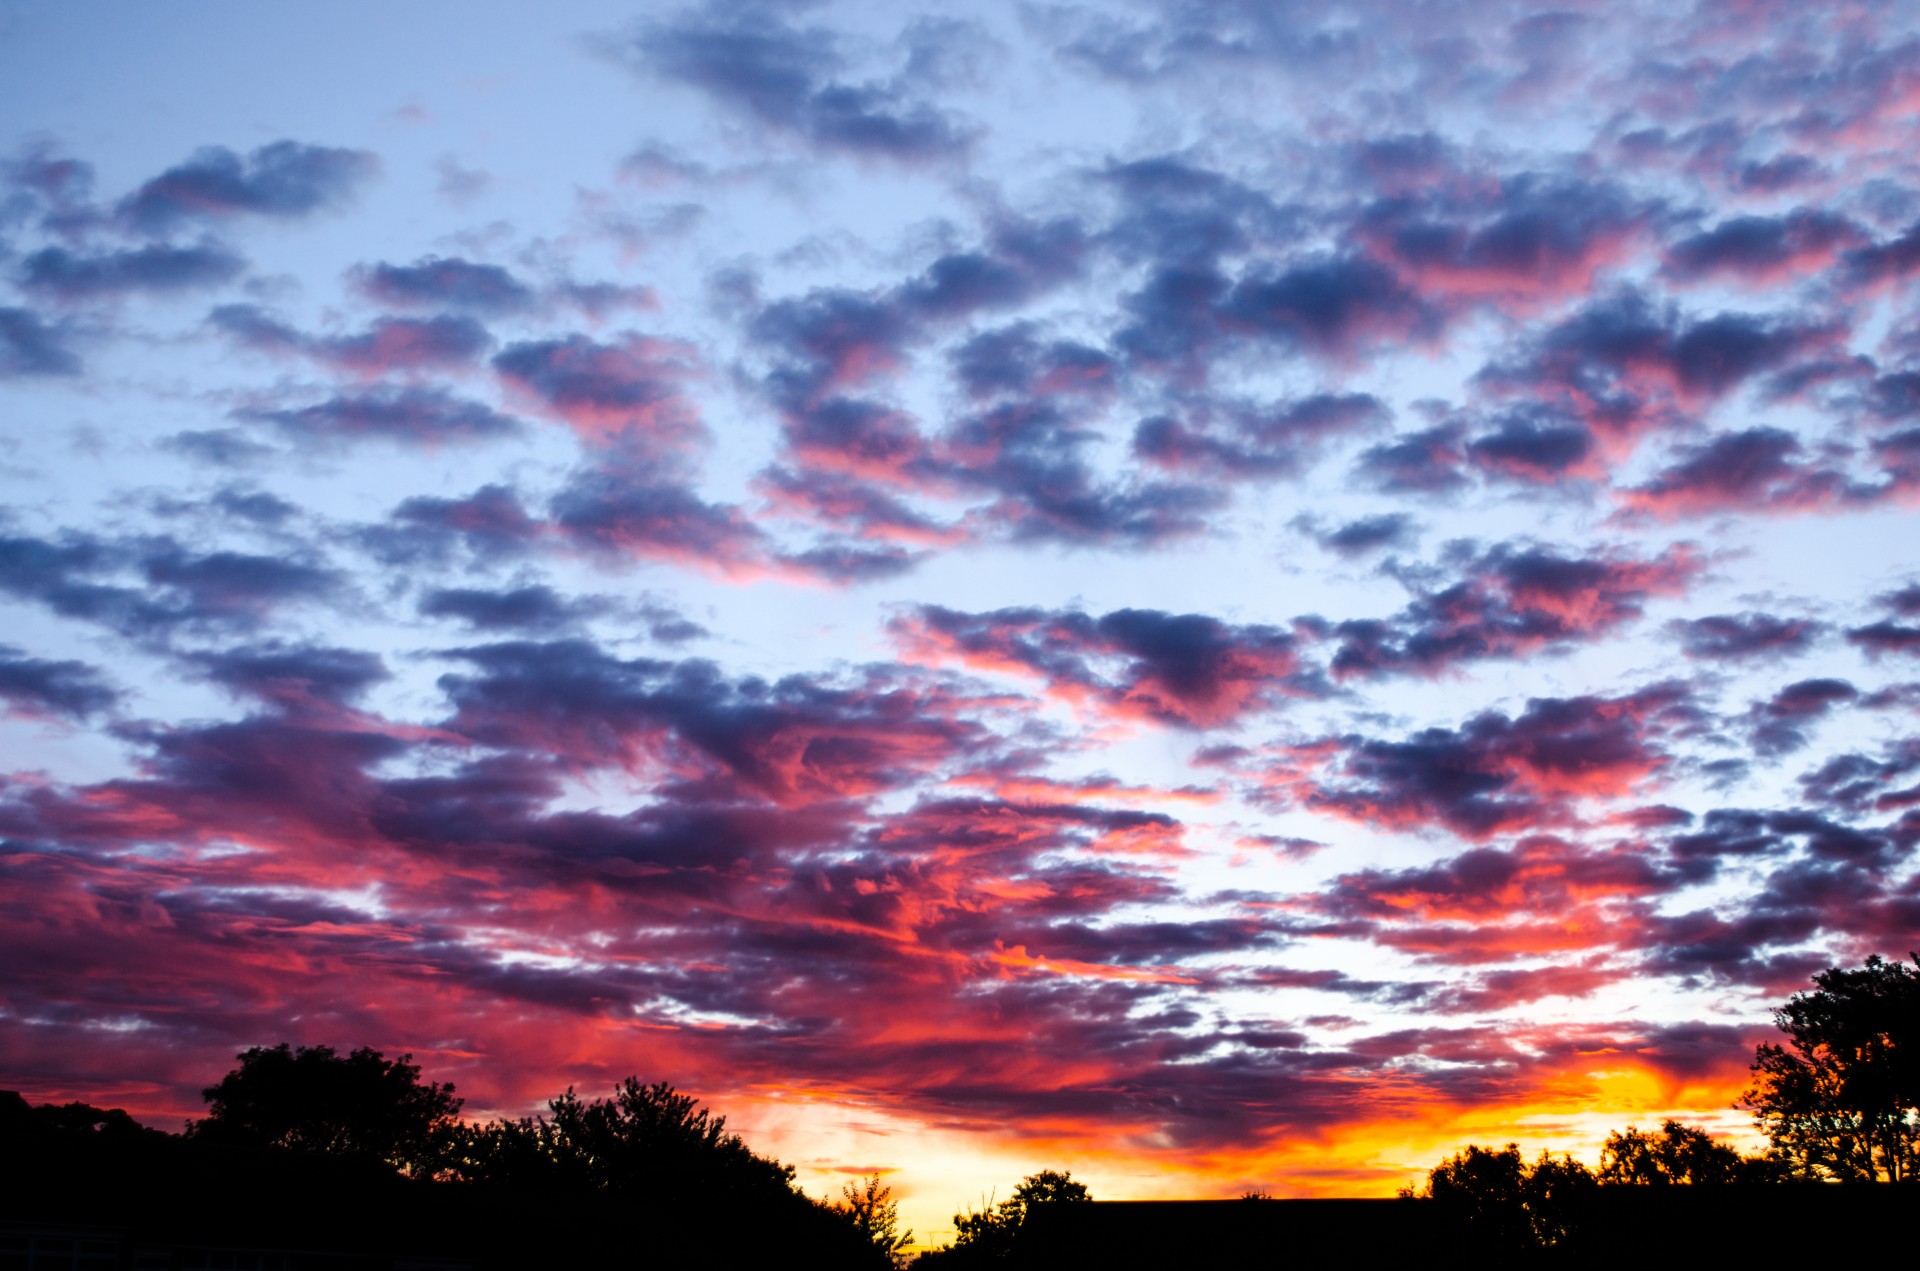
[1375, 953, 1919, 1265]
[3, 953, 1912, 1268]
[4, 1048, 905, 1269]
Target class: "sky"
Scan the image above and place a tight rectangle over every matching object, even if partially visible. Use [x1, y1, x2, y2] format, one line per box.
[3, 0, 1919, 1245]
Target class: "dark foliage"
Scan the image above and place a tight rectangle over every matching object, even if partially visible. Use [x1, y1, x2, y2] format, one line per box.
[1740, 953, 1920, 1181]
[1405, 1143, 1594, 1255]
[835, 1173, 914, 1267]
[1596, 1120, 1742, 1185]
[446, 1077, 797, 1203]
[2, 1048, 890, 1269]
[916, 1169, 1092, 1265]
[191, 1043, 461, 1177]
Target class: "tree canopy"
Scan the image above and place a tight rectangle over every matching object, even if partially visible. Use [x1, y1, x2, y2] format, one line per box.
[918, 1168, 1092, 1265]
[834, 1173, 913, 1267]
[192, 1043, 461, 1177]
[1740, 953, 1920, 1182]
[1408, 1143, 1595, 1253]
[447, 1076, 799, 1204]
[1596, 1121, 1742, 1186]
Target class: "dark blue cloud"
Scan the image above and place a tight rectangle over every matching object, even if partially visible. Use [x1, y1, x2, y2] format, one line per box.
[418, 585, 612, 634]
[1662, 210, 1862, 284]
[1620, 427, 1883, 519]
[1845, 219, 1920, 292]
[1845, 583, 1920, 658]
[895, 603, 1307, 728]
[353, 256, 535, 314]
[630, 7, 972, 161]
[0, 646, 118, 719]
[1097, 156, 1296, 266]
[1668, 612, 1824, 661]
[945, 400, 1222, 546]
[0, 531, 338, 642]
[1293, 682, 1697, 838]
[1313, 513, 1416, 558]
[17, 242, 244, 299]
[1352, 424, 1469, 494]
[548, 464, 770, 573]
[359, 485, 543, 566]
[949, 323, 1114, 401]
[1116, 254, 1434, 381]
[1746, 678, 1857, 758]
[435, 638, 994, 803]
[119, 141, 377, 233]
[239, 387, 520, 447]
[1465, 412, 1595, 483]
[1135, 393, 1390, 481]
[0, 307, 80, 376]
[210, 305, 494, 372]
[1479, 292, 1841, 439]
[189, 643, 389, 713]
[1324, 541, 1702, 679]
[138, 542, 341, 625]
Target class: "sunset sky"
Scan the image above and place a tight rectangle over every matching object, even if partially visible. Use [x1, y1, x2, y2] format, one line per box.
[4, 0, 1919, 1245]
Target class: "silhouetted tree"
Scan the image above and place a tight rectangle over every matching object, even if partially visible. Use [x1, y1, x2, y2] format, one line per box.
[1409, 1143, 1594, 1254]
[835, 1173, 914, 1267]
[1739, 953, 1920, 1182]
[2, 1091, 169, 1144]
[192, 1043, 461, 1177]
[1520, 1150, 1595, 1249]
[920, 1169, 1092, 1265]
[1409, 1144, 1531, 1253]
[450, 1077, 798, 1202]
[1597, 1121, 1741, 1185]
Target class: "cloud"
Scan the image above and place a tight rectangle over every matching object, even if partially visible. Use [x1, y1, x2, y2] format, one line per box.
[210, 305, 494, 374]
[1464, 411, 1598, 484]
[1318, 833, 1681, 934]
[1845, 583, 1920, 657]
[417, 585, 613, 634]
[360, 485, 544, 566]
[118, 141, 377, 232]
[1264, 683, 1697, 837]
[1843, 220, 1920, 296]
[1119, 255, 1436, 380]
[950, 323, 1115, 401]
[0, 531, 335, 643]
[1668, 612, 1824, 661]
[0, 646, 119, 720]
[17, 242, 245, 299]
[0, 307, 81, 376]
[1662, 210, 1864, 286]
[1352, 423, 1469, 494]
[1311, 513, 1417, 558]
[894, 604, 1307, 729]
[755, 465, 960, 547]
[1745, 678, 1857, 757]
[548, 465, 770, 578]
[1134, 394, 1391, 481]
[353, 256, 536, 314]
[239, 387, 520, 447]
[1352, 176, 1645, 310]
[1325, 541, 1703, 678]
[138, 543, 342, 627]
[1478, 293, 1843, 444]
[188, 642, 389, 714]
[1617, 427, 1887, 520]
[494, 334, 704, 452]
[944, 400, 1223, 546]
[436, 639, 996, 804]
[626, 6, 972, 161]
